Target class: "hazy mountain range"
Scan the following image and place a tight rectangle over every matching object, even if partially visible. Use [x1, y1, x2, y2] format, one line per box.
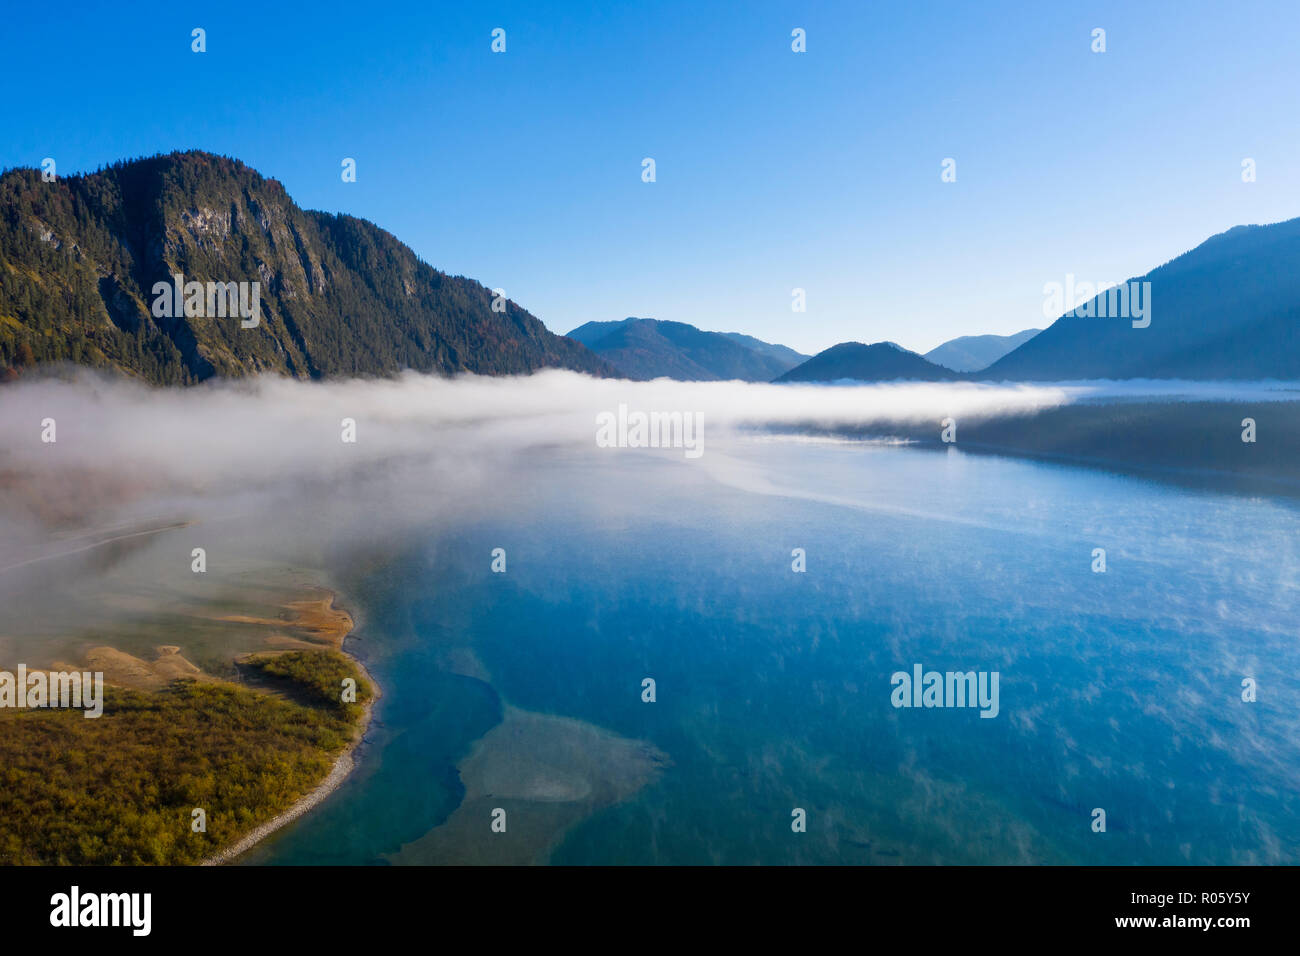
[566, 318, 1040, 383]
[924, 330, 1041, 372]
[777, 218, 1300, 383]
[2, 151, 1298, 386]
[566, 317, 807, 381]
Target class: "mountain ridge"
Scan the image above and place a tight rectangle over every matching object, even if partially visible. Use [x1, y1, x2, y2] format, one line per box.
[775, 341, 959, 383]
[779, 218, 1300, 383]
[984, 218, 1300, 380]
[924, 329, 1041, 372]
[5, 153, 1298, 386]
[566, 316, 805, 381]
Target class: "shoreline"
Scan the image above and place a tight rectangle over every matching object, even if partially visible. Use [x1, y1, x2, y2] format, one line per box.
[200, 591, 378, 866]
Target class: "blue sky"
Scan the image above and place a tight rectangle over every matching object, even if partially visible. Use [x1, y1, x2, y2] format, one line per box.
[3, 0, 1299, 355]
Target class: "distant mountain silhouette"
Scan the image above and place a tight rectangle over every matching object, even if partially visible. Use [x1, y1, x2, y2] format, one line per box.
[985, 219, 1300, 380]
[775, 342, 958, 383]
[566, 317, 805, 381]
[925, 329, 1040, 372]
[0, 151, 613, 383]
[717, 332, 809, 367]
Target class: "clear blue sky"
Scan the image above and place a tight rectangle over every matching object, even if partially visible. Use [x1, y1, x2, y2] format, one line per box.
[3, 0, 1298, 355]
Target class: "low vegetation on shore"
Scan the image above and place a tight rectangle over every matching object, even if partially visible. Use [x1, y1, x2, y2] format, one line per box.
[0, 649, 371, 865]
[814, 399, 1300, 495]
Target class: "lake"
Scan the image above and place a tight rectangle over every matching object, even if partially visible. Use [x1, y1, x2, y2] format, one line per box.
[246, 434, 1300, 865]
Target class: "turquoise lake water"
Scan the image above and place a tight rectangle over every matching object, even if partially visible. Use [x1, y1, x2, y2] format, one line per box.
[249, 438, 1300, 865]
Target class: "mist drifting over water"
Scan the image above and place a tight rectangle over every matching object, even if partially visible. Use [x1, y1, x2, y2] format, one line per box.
[2, 368, 1295, 570]
[4, 368, 1296, 490]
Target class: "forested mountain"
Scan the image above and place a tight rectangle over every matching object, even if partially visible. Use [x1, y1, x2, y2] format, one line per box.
[566, 317, 804, 381]
[775, 342, 958, 383]
[0, 151, 613, 384]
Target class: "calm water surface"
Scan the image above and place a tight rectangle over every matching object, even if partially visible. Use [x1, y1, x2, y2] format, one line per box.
[252, 438, 1300, 864]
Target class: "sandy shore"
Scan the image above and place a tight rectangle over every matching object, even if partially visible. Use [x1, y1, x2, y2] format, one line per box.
[200, 592, 378, 866]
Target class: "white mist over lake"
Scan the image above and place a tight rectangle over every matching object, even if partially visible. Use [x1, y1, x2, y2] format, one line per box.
[2, 369, 1298, 864]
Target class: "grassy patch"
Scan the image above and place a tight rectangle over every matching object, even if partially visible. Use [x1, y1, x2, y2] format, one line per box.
[243, 649, 373, 717]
